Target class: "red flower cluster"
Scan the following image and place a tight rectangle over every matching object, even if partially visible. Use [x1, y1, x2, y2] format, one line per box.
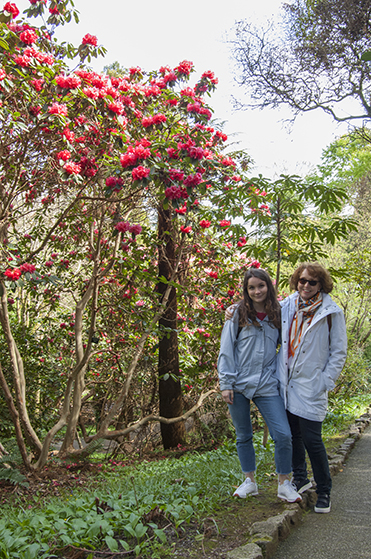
[165, 185, 188, 200]
[30, 78, 44, 91]
[208, 271, 218, 279]
[64, 162, 81, 175]
[237, 236, 247, 247]
[175, 60, 193, 76]
[48, 102, 68, 116]
[187, 102, 212, 120]
[56, 150, 71, 161]
[108, 101, 125, 115]
[20, 263, 36, 273]
[4, 2, 19, 18]
[183, 173, 202, 188]
[115, 222, 142, 235]
[169, 168, 184, 182]
[56, 74, 82, 89]
[180, 225, 192, 234]
[20, 29, 38, 45]
[132, 166, 150, 181]
[82, 33, 98, 46]
[105, 176, 124, 192]
[141, 113, 167, 128]
[120, 142, 151, 168]
[249, 260, 261, 269]
[199, 219, 211, 229]
[219, 220, 231, 227]
[4, 268, 21, 280]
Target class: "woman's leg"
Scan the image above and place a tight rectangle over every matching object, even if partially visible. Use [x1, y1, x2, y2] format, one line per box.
[297, 416, 332, 495]
[287, 410, 309, 482]
[228, 392, 255, 475]
[254, 395, 292, 475]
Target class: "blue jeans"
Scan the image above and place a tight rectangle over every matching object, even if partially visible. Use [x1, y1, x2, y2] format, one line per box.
[228, 392, 292, 474]
[287, 411, 332, 495]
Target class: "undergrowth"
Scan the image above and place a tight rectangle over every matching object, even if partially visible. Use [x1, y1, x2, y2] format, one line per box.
[0, 394, 369, 559]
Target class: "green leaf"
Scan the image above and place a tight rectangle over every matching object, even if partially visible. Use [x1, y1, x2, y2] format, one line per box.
[0, 37, 9, 50]
[361, 51, 371, 61]
[105, 535, 118, 552]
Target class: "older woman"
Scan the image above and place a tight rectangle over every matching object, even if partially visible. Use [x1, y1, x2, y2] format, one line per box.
[225, 262, 347, 513]
[277, 262, 347, 513]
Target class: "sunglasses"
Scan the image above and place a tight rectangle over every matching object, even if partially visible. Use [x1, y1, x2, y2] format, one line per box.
[298, 278, 318, 286]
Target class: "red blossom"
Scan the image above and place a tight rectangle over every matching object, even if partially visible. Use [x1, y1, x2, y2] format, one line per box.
[180, 225, 192, 234]
[48, 103, 68, 116]
[57, 150, 71, 161]
[222, 156, 236, 167]
[249, 260, 261, 269]
[56, 74, 81, 89]
[19, 29, 38, 45]
[4, 2, 19, 18]
[183, 173, 202, 188]
[219, 220, 231, 227]
[4, 268, 21, 281]
[64, 162, 81, 175]
[165, 185, 184, 200]
[108, 101, 125, 115]
[82, 33, 98, 46]
[30, 78, 44, 91]
[129, 224, 142, 236]
[115, 221, 131, 233]
[132, 165, 150, 181]
[175, 204, 187, 214]
[175, 60, 193, 76]
[169, 169, 184, 182]
[237, 236, 247, 247]
[208, 271, 218, 279]
[199, 219, 211, 228]
[20, 263, 36, 273]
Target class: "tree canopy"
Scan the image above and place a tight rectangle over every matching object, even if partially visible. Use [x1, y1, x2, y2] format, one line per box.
[231, 0, 371, 122]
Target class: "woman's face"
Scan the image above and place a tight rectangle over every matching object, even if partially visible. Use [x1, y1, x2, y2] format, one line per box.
[297, 268, 321, 301]
[247, 276, 268, 307]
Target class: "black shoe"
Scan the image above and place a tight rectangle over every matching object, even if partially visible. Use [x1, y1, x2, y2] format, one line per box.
[314, 493, 331, 513]
[292, 478, 313, 494]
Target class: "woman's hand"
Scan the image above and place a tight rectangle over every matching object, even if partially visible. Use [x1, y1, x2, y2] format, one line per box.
[221, 389, 234, 404]
[225, 304, 236, 321]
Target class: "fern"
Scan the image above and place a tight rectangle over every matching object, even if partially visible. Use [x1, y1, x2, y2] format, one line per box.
[0, 440, 29, 487]
[0, 467, 29, 487]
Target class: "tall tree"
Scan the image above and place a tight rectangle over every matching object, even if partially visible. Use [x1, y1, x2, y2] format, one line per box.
[231, 0, 371, 123]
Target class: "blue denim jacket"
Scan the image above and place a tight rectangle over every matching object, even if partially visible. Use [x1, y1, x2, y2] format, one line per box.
[218, 310, 280, 399]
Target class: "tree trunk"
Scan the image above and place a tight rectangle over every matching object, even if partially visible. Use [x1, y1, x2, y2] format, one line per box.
[157, 206, 185, 448]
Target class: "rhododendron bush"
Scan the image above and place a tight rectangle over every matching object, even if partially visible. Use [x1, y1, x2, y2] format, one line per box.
[0, 1, 261, 468]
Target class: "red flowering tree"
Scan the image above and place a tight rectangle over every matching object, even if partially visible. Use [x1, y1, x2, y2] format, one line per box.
[0, 1, 257, 467]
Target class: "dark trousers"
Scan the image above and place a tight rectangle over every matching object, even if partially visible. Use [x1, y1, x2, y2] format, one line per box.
[287, 410, 332, 495]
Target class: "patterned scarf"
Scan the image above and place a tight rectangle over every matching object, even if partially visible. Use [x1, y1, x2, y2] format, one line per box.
[289, 291, 323, 358]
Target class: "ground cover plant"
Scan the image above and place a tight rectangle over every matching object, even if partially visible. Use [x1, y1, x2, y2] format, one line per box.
[0, 392, 369, 559]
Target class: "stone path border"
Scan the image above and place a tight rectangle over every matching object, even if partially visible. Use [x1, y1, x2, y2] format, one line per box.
[226, 407, 371, 559]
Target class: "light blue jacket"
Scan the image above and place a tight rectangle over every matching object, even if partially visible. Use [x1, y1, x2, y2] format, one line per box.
[218, 310, 280, 399]
[277, 292, 347, 422]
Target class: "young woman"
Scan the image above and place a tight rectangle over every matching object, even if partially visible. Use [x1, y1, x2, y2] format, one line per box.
[218, 267, 301, 503]
[276, 263, 347, 513]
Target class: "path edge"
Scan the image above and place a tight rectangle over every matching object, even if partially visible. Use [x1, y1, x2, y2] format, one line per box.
[226, 406, 371, 559]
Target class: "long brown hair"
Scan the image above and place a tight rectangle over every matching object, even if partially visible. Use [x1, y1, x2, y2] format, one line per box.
[238, 268, 281, 329]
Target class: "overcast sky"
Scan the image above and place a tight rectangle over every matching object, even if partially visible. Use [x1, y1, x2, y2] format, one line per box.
[12, 0, 350, 177]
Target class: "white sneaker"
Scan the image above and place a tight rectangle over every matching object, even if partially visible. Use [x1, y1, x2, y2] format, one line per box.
[233, 477, 258, 498]
[277, 480, 302, 503]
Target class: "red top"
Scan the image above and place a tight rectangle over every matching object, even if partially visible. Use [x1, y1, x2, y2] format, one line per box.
[256, 312, 267, 321]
